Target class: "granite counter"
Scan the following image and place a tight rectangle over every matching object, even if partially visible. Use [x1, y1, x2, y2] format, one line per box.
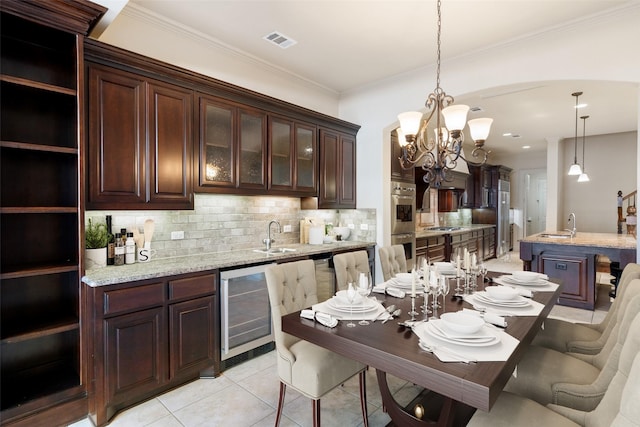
[82, 240, 374, 287]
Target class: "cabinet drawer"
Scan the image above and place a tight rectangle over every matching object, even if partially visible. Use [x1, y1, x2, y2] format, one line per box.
[104, 282, 164, 316]
[168, 274, 216, 301]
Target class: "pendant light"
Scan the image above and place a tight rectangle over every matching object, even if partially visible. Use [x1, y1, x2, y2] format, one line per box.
[577, 115, 590, 182]
[568, 92, 583, 176]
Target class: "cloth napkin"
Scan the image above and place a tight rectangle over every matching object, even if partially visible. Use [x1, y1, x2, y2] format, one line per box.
[372, 280, 406, 298]
[462, 308, 507, 327]
[300, 309, 338, 328]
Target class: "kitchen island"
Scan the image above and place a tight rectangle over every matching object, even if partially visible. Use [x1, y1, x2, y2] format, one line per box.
[520, 232, 636, 309]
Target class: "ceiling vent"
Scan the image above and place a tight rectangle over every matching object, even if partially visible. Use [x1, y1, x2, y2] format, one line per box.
[469, 106, 484, 113]
[263, 31, 297, 49]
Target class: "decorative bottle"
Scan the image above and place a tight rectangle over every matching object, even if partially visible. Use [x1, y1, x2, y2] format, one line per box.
[114, 233, 125, 266]
[125, 232, 135, 264]
[106, 215, 115, 266]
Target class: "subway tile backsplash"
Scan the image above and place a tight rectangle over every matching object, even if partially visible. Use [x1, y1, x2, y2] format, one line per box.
[86, 194, 376, 259]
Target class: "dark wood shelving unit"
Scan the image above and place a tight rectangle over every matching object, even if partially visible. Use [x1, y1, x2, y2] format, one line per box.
[0, 1, 106, 425]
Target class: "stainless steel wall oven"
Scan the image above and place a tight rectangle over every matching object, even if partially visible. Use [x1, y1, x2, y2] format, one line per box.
[391, 181, 416, 269]
[391, 181, 416, 235]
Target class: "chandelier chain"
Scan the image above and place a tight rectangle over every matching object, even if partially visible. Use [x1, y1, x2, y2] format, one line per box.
[435, 0, 442, 94]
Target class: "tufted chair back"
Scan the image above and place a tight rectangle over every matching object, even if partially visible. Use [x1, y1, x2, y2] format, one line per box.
[265, 260, 318, 382]
[333, 250, 370, 291]
[378, 245, 408, 281]
[592, 263, 640, 336]
[585, 311, 640, 426]
[588, 279, 640, 370]
[265, 260, 369, 427]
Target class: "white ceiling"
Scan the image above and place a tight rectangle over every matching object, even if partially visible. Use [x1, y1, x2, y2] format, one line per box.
[110, 0, 638, 154]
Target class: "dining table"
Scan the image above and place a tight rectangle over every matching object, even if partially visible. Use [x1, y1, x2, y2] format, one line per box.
[281, 272, 563, 426]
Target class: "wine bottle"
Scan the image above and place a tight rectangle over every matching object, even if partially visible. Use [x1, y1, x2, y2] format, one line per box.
[106, 215, 115, 266]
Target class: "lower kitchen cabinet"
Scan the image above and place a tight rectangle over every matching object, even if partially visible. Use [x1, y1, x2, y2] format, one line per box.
[87, 272, 218, 426]
[538, 252, 594, 309]
[416, 236, 446, 262]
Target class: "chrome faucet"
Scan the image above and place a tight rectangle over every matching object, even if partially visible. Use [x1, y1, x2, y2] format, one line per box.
[263, 220, 281, 251]
[565, 213, 577, 237]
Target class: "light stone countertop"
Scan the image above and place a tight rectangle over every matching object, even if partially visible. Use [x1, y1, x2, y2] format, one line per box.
[415, 224, 496, 239]
[521, 231, 636, 249]
[82, 241, 375, 287]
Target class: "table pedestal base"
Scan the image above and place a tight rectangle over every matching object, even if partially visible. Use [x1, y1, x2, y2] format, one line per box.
[377, 370, 475, 427]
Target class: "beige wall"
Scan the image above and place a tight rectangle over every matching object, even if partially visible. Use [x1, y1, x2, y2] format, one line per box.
[562, 131, 637, 233]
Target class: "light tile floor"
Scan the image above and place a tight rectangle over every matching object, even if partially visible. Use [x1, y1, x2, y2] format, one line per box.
[70, 252, 613, 427]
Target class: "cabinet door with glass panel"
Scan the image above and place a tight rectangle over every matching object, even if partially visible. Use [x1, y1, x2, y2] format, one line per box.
[268, 115, 317, 195]
[196, 95, 267, 192]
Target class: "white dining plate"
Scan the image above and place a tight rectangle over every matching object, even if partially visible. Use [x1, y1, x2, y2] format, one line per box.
[473, 292, 530, 307]
[430, 320, 495, 342]
[417, 322, 500, 347]
[327, 297, 379, 312]
[498, 275, 548, 286]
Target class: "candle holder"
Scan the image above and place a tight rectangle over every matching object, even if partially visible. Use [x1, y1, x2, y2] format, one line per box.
[422, 290, 431, 315]
[409, 295, 419, 319]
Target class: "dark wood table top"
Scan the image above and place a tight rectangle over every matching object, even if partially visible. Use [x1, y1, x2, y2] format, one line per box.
[281, 275, 562, 412]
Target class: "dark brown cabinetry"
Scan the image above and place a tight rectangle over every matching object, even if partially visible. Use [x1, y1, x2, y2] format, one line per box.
[538, 252, 594, 309]
[0, 2, 105, 425]
[87, 64, 193, 210]
[268, 116, 317, 195]
[416, 236, 446, 262]
[196, 95, 268, 192]
[317, 128, 357, 209]
[88, 272, 217, 426]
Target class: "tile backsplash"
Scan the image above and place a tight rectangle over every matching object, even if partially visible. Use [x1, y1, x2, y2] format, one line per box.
[86, 194, 376, 259]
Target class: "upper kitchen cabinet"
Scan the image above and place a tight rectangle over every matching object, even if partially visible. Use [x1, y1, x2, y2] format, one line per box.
[268, 115, 317, 195]
[0, 1, 105, 425]
[86, 63, 193, 210]
[317, 127, 357, 209]
[390, 128, 414, 183]
[196, 95, 267, 192]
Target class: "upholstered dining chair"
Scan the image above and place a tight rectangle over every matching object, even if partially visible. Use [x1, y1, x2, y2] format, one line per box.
[265, 260, 368, 427]
[468, 312, 640, 427]
[378, 245, 407, 282]
[333, 250, 371, 291]
[532, 262, 640, 354]
[502, 282, 640, 411]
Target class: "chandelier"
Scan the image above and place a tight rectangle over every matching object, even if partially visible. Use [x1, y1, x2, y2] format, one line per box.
[396, 0, 492, 189]
[567, 91, 583, 175]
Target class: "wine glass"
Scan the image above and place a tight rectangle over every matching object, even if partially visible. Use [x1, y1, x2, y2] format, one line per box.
[478, 263, 488, 290]
[440, 276, 450, 313]
[357, 272, 372, 325]
[346, 282, 357, 328]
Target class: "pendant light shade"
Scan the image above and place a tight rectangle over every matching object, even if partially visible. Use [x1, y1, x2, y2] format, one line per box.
[568, 163, 582, 176]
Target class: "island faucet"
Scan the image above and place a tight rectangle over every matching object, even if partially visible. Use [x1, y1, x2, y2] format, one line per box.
[263, 220, 281, 251]
[566, 212, 577, 237]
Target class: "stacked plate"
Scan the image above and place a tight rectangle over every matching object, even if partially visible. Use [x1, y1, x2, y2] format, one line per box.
[389, 273, 415, 290]
[433, 262, 457, 276]
[415, 319, 500, 347]
[499, 271, 548, 286]
[473, 290, 530, 308]
[328, 291, 379, 313]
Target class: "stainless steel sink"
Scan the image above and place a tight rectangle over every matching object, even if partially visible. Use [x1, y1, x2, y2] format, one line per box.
[253, 247, 297, 254]
[540, 233, 572, 239]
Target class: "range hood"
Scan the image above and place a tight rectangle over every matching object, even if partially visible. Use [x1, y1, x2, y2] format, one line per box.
[437, 171, 468, 191]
